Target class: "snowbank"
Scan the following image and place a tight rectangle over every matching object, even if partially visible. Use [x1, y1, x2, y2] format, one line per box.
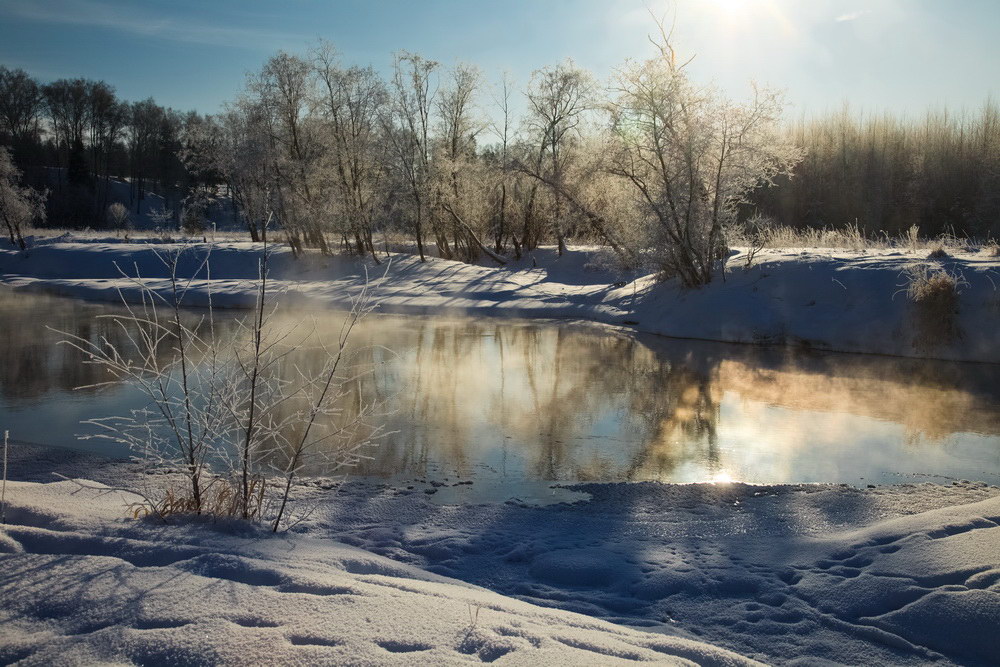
[308, 476, 1000, 666]
[0, 479, 757, 666]
[2, 458, 999, 665]
[3, 238, 998, 362]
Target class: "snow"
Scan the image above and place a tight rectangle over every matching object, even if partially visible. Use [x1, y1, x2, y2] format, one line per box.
[3, 443, 999, 665]
[2, 237, 998, 362]
[0, 477, 760, 666]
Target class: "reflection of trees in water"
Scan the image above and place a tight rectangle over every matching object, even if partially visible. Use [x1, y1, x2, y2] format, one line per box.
[353, 320, 728, 482]
[5, 291, 1000, 482]
[0, 292, 220, 400]
[621, 364, 724, 481]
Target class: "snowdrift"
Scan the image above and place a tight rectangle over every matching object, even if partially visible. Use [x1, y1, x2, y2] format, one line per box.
[0, 480, 757, 666]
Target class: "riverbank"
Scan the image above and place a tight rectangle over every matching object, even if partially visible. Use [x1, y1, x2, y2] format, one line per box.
[2, 236, 999, 362]
[2, 443, 999, 665]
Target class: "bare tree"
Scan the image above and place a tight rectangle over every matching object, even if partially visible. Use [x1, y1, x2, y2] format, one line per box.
[524, 61, 595, 255]
[383, 52, 439, 261]
[0, 147, 45, 250]
[489, 72, 516, 254]
[126, 99, 165, 213]
[605, 23, 801, 285]
[313, 42, 388, 262]
[0, 66, 44, 151]
[86, 81, 125, 213]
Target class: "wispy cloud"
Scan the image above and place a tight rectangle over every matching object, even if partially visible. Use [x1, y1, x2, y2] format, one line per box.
[1, 0, 305, 49]
[835, 9, 873, 23]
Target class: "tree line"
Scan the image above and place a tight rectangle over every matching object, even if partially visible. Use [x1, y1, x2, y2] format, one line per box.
[0, 66, 200, 230]
[2, 29, 996, 286]
[751, 103, 1000, 239]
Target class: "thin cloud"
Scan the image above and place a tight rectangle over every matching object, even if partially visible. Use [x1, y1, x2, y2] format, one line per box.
[2, 0, 305, 50]
[835, 9, 873, 23]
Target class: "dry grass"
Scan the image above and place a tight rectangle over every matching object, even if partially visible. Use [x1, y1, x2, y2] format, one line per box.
[130, 476, 267, 521]
[727, 218, 990, 253]
[902, 264, 966, 352]
[926, 245, 950, 259]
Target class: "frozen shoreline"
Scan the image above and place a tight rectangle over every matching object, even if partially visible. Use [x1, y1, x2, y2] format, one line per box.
[2, 237, 999, 362]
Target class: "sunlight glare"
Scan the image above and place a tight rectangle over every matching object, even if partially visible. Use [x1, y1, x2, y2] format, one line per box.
[709, 470, 736, 484]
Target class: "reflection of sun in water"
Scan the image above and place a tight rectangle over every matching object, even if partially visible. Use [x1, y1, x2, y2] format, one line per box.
[709, 470, 735, 484]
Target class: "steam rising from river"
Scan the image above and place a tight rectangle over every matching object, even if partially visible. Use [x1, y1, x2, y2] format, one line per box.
[2, 290, 998, 490]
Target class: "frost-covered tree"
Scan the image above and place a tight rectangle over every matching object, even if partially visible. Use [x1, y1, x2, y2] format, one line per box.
[487, 73, 516, 254]
[523, 61, 595, 255]
[434, 63, 491, 262]
[606, 26, 801, 285]
[248, 52, 328, 254]
[313, 42, 388, 261]
[0, 147, 45, 250]
[383, 52, 438, 261]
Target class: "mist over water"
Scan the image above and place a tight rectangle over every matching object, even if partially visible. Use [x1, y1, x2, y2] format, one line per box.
[2, 290, 998, 502]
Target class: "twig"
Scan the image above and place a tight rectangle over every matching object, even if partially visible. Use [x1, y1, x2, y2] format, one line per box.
[51, 473, 169, 524]
[1, 430, 8, 524]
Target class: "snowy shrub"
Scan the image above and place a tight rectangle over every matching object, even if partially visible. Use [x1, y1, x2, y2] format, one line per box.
[181, 191, 209, 236]
[106, 202, 130, 236]
[926, 245, 950, 259]
[902, 264, 966, 351]
[59, 246, 389, 530]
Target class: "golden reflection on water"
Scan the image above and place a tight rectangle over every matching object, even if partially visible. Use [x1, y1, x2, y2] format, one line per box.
[1, 289, 998, 488]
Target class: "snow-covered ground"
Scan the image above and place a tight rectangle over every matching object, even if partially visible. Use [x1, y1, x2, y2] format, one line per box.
[0, 465, 758, 665]
[2, 238, 999, 362]
[2, 444, 999, 665]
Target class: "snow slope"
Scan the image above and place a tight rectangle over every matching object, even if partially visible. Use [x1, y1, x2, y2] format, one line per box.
[2, 238, 998, 362]
[0, 479, 758, 666]
[2, 448, 999, 666]
[301, 478, 1000, 666]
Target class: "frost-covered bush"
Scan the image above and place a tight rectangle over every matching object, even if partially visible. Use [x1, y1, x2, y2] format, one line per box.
[106, 202, 130, 236]
[59, 247, 389, 530]
[902, 264, 966, 351]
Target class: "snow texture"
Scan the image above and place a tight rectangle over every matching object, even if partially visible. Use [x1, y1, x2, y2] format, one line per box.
[2, 238, 999, 362]
[2, 443, 999, 665]
[0, 478, 759, 666]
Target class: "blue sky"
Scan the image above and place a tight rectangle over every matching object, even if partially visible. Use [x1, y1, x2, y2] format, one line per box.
[0, 0, 997, 118]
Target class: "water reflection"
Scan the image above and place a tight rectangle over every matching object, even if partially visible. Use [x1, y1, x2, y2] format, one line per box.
[1, 289, 998, 496]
